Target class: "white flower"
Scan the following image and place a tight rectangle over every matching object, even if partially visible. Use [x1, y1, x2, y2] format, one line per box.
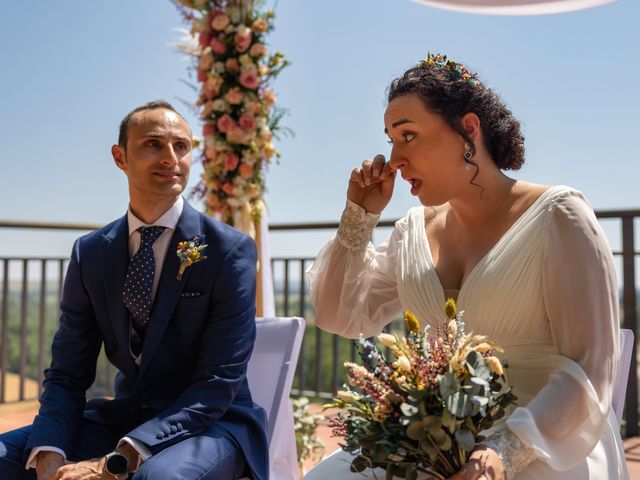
[393, 355, 411, 373]
[377, 333, 396, 348]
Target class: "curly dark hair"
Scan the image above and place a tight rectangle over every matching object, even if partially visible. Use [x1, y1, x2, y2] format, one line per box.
[387, 58, 525, 171]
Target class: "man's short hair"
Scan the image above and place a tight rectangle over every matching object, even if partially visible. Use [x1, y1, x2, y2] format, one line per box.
[118, 100, 184, 148]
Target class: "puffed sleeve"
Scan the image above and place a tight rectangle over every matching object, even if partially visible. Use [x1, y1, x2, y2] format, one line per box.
[488, 190, 619, 476]
[306, 200, 405, 339]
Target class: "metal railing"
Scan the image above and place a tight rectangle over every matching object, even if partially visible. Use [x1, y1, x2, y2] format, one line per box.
[0, 209, 638, 436]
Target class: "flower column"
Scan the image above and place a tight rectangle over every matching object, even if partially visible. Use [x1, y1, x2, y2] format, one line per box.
[174, 0, 288, 316]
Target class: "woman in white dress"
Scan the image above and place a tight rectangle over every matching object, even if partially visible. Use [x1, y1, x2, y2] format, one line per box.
[305, 55, 630, 480]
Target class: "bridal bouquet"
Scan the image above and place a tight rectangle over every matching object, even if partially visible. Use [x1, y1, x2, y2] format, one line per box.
[326, 300, 517, 480]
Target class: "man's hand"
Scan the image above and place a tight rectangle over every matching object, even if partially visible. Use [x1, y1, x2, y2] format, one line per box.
[36, 451, 66, 480]
[447, 446, 506, 480]
[51, 457, 114, 480]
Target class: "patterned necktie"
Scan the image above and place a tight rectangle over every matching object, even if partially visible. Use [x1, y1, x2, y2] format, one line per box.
[123, 226, 166, 337]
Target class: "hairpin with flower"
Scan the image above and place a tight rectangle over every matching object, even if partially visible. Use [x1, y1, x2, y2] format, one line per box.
[419, 52, 480, 86]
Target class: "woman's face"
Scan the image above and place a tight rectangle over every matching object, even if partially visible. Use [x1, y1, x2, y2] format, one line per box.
[384, 94, 470, 206]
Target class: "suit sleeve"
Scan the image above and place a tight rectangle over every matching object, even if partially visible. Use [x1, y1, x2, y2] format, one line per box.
[26, 238, 102, 455]
[125, 234, 258, 453]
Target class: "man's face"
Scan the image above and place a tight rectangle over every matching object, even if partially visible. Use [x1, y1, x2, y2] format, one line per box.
[113, 108, 192, 200]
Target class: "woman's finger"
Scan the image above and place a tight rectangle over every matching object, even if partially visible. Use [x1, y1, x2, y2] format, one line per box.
[371, 154, 386, 178]
[349, 167, 365, 188]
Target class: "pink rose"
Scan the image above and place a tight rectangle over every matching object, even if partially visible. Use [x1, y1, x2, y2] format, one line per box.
[199, 32, 212, 47]
[238, 114, 256, 131]
[227, 127, 248, 144]
[197, 69, 207, 83]
[203, 123, 216, 137]
[216, 114, 236, 133]
[249, 43, 267, 57]
[234, 26, 252, 53]
[251, 18, 269, 33]
[224, 88, 244, 105]
[204, 76, 222, 98]
[239, 68, 259, 90]
[225, 58, 239, 73]
[239, 163, 254, 179]
[223, 153, 240, 171]
[199, 51, 213, 71]
[211, 12, 230, 31]
[222, 183, 235, 195]
[263, 89, 276, 106]
[210, 37, 227, 55]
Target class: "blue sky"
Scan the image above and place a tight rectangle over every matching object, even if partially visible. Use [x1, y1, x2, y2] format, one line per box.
[0, 0, 638, 265]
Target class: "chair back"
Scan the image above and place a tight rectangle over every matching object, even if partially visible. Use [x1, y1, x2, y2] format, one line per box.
[612, 328, 634, 425]
[247, 316, 305, 445]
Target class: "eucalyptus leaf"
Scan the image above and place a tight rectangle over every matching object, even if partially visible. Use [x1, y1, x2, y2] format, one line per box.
[446, 391, 472, 418]
[422, 415, 442, 433]
[350, 455, 369, 473]
[406, 420, 427, 441]
[455, 429, 476, 452]
[438, 372, 460, 399]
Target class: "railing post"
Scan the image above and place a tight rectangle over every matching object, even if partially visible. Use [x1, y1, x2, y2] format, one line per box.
[19, 259, 28, 401]
[622, 217, 638, 436]
[0, 260, 9, 403]
[38, 260, 47, 395]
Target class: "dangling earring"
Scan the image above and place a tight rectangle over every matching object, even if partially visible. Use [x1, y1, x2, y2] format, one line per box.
[464, 142, 473, 161]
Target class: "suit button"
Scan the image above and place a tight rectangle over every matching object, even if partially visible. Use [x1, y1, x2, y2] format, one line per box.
[156, 432, 164, 439]
[170, 425, 178, 433]
[176, 422, 183, 431]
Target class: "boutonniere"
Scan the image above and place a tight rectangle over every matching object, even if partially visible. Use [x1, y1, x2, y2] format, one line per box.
[176, 235, 208, 281]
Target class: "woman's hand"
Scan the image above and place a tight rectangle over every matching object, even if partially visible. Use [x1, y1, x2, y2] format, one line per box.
[447, 446, 506, 480]
[347, 154, 395, 214]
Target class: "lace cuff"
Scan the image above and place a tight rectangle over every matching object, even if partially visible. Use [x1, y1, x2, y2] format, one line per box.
[480, 426, 538, 479]
[336, 200, 380, 251]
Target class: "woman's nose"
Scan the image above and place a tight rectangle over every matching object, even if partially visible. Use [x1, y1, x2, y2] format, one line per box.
[389, 148, 405, 170]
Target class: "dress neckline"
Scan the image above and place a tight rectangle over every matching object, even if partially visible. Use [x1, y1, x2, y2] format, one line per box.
[419, 185, 561, 305]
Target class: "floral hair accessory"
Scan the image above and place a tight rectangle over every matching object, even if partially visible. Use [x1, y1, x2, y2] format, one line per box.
[419, 52, 480, 86]
[176, 235, 208, 280]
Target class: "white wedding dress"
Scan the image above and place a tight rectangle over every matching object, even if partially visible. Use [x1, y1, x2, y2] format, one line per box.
[305, 186, 629, 479]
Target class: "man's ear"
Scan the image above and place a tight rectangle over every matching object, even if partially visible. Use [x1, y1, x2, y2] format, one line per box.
[112, 144, 127, 172]
[460, 112, 481, 142]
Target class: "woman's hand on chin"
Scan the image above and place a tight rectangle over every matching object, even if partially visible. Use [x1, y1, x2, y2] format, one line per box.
[447, 446, 506, 480]
[347, 154, 396, 214]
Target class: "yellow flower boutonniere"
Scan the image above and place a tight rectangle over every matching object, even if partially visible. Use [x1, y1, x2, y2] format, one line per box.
[176, 235, 208, 281]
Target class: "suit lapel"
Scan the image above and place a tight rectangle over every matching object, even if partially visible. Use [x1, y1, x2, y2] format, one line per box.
[102, 215, 138, 380]
[139, 202, 202, 377]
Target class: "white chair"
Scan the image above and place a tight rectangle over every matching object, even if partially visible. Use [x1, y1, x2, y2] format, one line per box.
[612, 328, 634, 425]
[245, 317, 306, 480]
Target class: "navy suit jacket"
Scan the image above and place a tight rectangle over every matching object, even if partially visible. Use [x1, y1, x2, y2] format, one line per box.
[26, 201, 269, 479]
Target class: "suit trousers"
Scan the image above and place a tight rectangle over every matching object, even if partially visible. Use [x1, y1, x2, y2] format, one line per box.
[0, 419, 246, 480]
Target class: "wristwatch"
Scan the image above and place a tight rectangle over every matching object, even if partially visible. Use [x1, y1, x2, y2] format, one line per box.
[104, 451, 130, 479]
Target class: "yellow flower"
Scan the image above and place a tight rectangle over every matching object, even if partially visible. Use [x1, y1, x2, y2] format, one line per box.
[377, 333, 396, 348]
[444, 298, 457, 319]
[474, 342, 492, 354]
[404, 311, 420, 334]
[336, 390, 358, 403]
[485, 356, 504, 376]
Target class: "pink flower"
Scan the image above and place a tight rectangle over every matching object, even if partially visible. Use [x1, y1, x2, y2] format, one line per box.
[227, 127, 248, 144]
[238, 114, 256, 131]
[251, 18, 269, 33]
[225, 58, 239, 73]
[263, 89, 276, 106]
[199, 51, 213, 71]
[239, 68, 259, 90]
[197, 70, 207, 83]
[249, 43, 267, 57]
[222, 183, 235, 195]
[239, 163, 254, 179]
[234, 27, 252, 53]
[210, 37, 227, 56]
[210, 12, 230, 31]
[259, 126, 272, 142]
[204, 76, 222, 98]
[224, 88, 244, 105]
[216, 114, 236, 133]
[203, 123, 216, 137]
[223, 153, 240, 171]
[199, 32, 213, 47]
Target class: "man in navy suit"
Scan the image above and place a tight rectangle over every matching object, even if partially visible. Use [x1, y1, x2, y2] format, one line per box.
[0, 100, 268, 479]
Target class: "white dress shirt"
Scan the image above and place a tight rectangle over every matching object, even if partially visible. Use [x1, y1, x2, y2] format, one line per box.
[27, 197, 184, 471]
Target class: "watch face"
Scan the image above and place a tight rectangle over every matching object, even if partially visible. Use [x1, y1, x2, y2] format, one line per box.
[106, 452, 128, 475]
